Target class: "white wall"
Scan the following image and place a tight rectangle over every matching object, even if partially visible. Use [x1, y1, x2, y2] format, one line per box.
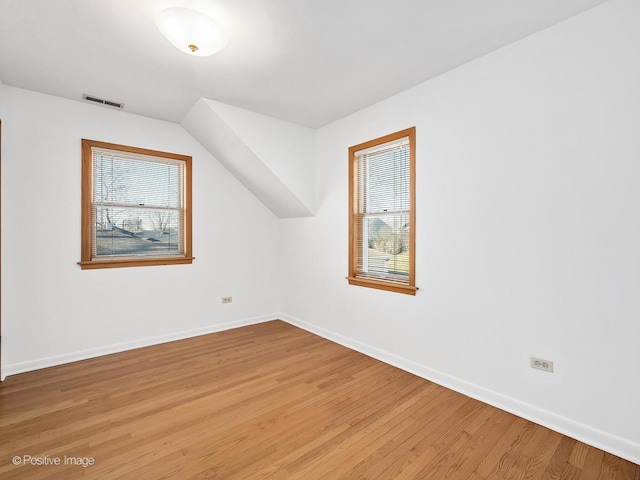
[281, 0, 640, 463]
[0, 85, 281, 376]
[181, 99, 315, 217]
[199, 100, 316, 213]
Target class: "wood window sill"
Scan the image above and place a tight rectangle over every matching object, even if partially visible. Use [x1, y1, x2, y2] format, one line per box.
[78, 257, 195, 270]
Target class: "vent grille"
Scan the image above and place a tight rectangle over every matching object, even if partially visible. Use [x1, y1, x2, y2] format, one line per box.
[82, 94, 124, 109]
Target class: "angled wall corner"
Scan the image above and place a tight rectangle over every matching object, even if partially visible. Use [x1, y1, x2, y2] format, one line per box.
[181, 98, 316, 218]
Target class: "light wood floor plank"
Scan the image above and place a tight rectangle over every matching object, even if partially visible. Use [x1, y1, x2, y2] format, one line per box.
[522, 429, 564, 480]
[0, 320, 636, 479]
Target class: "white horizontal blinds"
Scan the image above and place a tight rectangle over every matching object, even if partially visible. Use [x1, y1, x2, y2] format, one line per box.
[355, 137, 410, 284]
[92, 147, 185, 258]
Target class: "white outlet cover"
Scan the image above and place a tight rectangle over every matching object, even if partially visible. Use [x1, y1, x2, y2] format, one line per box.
[530, 357, 554, 373]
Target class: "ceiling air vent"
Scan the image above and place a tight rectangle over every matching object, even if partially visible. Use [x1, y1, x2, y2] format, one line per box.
[82, 94, 124, 109]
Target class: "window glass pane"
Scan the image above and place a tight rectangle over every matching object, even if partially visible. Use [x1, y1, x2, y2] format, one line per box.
[94, 207, 182, 257]
[363, 214, 410, 278]
[94, 153, 181, 208]
[359, 143, 409, 214]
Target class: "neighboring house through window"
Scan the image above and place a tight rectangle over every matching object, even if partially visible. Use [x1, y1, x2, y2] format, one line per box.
[348, 127, 416, 295]
[79, 139, 193, 269]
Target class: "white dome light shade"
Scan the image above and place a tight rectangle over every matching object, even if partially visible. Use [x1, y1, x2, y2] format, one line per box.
[156, 7, 228, 57]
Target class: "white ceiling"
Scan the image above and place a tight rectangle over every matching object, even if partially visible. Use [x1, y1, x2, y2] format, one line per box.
[0, 0, 608, 128]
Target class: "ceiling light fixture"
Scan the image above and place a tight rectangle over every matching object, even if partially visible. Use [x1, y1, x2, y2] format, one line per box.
[156, 7, 228, 57]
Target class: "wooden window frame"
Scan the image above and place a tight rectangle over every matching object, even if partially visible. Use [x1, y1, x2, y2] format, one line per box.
[348, 127, 417, 295]
[79, 139, 193, 270]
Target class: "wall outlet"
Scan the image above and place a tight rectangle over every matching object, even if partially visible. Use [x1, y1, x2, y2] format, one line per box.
[530, 357, 553, 373]
[221, 296, 232, 304]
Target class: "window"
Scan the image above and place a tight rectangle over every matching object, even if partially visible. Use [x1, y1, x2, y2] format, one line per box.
[79, 139, 193, 269]
[348, 127, 416, 295]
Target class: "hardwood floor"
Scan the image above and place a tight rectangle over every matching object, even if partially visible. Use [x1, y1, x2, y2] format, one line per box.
[0, 320, 637, 479]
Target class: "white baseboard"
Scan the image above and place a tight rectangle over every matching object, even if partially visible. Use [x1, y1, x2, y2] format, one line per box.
[2, 314, 277, 379]
[280, 313, 640, 466]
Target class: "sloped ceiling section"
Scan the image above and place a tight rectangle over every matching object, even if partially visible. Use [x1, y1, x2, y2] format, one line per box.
[182, 99, 315, 218]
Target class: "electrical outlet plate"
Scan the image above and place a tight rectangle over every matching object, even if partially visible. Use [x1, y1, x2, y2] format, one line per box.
[530, 357, 553, 373]
[221, 297, 232, 304]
